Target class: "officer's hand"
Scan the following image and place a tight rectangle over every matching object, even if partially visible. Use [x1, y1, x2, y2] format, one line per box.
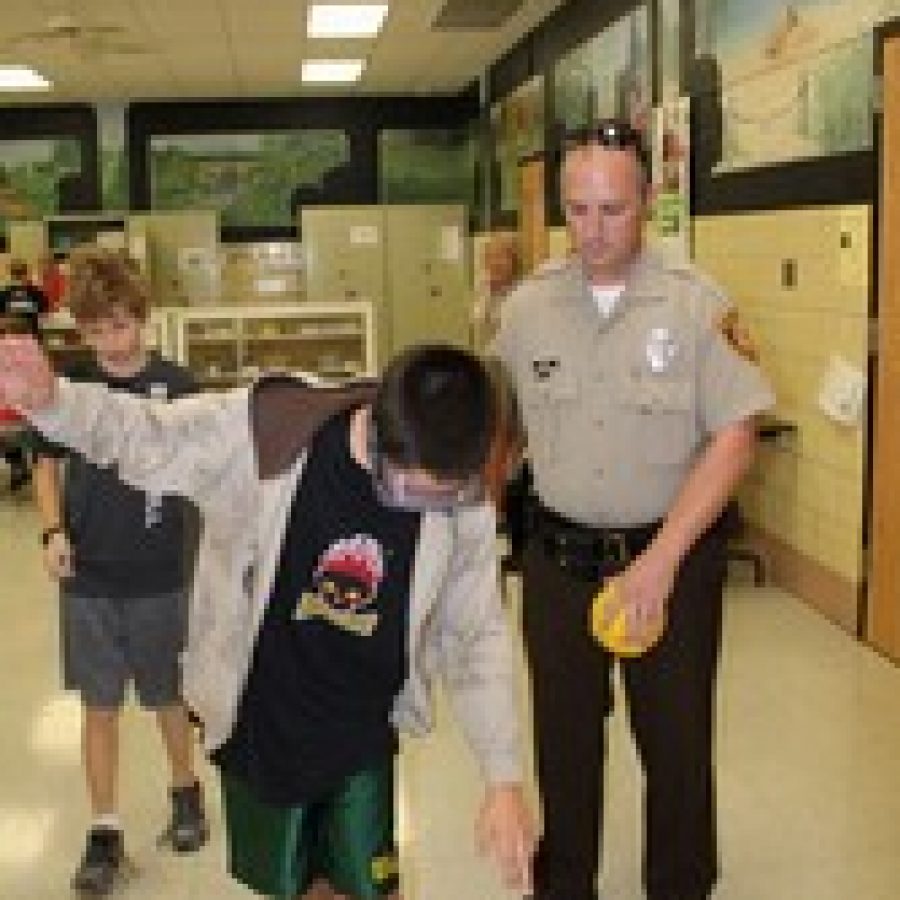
[475, 783, 536, 893]
[0, 336, 57, 412]
[43, 530, 74, 580]
[614, 546, 679, 643]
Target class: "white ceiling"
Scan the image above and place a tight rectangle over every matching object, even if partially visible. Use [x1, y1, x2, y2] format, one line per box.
[0, 0, 568, 102]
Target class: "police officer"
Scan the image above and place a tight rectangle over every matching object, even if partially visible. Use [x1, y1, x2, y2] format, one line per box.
[491, 121, 774, 900]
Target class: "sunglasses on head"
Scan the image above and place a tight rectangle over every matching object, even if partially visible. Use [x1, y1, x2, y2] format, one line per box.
[368, 423, 485, 513]
[563, 120, 650, 169]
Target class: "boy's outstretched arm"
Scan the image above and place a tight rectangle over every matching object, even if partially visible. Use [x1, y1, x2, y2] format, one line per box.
[0, 335, 253, 513]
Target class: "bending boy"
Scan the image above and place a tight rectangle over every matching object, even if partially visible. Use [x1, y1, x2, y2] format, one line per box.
[3, 333, 534, 899]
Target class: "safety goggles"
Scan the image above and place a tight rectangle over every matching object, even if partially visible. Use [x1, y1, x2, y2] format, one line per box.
[368, 425, 485, 512]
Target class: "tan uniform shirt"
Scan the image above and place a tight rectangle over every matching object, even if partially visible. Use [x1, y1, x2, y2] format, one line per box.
[491, 249, 775, 527]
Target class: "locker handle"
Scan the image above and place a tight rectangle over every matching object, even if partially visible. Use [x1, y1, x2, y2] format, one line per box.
[429, 286, 442, 299]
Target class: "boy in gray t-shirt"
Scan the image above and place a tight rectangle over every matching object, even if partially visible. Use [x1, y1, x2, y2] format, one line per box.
[32, 248, 206, 896]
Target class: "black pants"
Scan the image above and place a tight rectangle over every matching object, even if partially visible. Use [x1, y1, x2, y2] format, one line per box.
[522, 521, 727, 900]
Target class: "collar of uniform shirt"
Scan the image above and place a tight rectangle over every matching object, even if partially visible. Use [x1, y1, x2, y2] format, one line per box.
[590, 284, 626, 318]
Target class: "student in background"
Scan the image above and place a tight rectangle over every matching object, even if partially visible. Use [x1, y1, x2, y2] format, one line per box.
[39, 253, 67, 312]
[0, 259, 49, 490]
[0, 258, 50, 338]
[31, 247, 206, 897]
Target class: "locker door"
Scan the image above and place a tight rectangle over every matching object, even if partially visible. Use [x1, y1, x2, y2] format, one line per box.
[386, 205, 470, 356]
[302, 206, 388, 366]
[137, 211, 219, 306]
[7, 221, 49, 268]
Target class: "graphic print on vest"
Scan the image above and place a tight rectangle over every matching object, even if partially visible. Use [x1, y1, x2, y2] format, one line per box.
[293, 535, 385, 637]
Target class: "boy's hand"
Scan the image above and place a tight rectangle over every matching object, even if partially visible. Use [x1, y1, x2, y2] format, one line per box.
[0, 336, 57, 412]
[43, 530, 74, 580]
[475, 783, 536, 893]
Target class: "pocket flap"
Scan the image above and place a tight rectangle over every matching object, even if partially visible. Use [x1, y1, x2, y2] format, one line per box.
[623, 377, 692, 413]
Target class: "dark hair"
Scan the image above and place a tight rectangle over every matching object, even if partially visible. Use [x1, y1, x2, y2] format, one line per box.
[564, 119, 651, 182]
[372, 343, 497, 479]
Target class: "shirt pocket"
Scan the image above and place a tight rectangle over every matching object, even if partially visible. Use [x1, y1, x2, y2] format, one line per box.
[522, 361, 580, 465]
[621, 377, 697, 465]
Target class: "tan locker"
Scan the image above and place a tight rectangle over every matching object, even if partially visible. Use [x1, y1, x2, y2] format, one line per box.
[7, 220, 49, 268]
[301, 206, 389, 367]
[385, 204, 470, 355]
[129, 211, 219, 306]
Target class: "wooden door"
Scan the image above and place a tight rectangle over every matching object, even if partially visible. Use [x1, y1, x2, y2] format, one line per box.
[518, 158, 547, 274]
[869, 34, 900, 659]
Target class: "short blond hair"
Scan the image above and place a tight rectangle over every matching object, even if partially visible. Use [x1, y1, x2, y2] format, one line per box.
[66, 247, 149, 323]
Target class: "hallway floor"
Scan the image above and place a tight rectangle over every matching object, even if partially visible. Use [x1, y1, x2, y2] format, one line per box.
[2, 495, 899, 898]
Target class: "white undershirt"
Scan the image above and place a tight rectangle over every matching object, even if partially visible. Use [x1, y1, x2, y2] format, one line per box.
[590, 284, 626, 319]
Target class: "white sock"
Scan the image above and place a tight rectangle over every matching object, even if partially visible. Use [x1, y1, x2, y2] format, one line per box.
[92, 813, 122, 833]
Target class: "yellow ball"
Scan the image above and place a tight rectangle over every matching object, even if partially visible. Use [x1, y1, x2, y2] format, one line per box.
[589, 581, 665, 657]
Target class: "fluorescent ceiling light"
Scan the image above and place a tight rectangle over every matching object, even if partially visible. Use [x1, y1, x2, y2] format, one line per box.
[301, 59, 366, 83]
[0, 66, 51, 91]
[308, 4, 389, 38]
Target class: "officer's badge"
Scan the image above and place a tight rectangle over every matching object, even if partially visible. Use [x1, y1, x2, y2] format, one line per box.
[716, 308, 759, 363]
[294, 535, 385, 636]
[645, 327, 680, 374]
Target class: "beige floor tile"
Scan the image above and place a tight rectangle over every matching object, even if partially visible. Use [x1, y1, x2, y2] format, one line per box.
[2, 495, 900, 898]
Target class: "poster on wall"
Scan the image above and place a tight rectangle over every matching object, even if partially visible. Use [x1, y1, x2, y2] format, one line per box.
[149, 130, 350, 227]
[490, 74, 545, 217]
[696, 0, 892, 172]
[379, 128, 476, 208]
[554, 6, 652, 134]
[651, 97, 692, 263]
[0, 138, 81, 235]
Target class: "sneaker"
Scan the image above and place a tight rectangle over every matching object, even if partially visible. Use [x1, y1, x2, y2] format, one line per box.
[71, 826, 125, 896]
[161, 781, 208, 853]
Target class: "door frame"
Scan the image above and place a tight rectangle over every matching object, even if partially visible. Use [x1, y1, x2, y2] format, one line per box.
[867, 19, 900, 656]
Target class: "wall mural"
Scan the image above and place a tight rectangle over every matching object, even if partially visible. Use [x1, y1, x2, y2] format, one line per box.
[0, 138, 82, 236]
[490, 75, 545, 217]
[379, 128, 476, 208]
[149, 130, 351, 227]
[554, 6, 652, 135]
[697, 0, 898, 172]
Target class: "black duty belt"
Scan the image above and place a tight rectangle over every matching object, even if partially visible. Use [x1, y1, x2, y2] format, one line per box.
[531, 501, 661, 582]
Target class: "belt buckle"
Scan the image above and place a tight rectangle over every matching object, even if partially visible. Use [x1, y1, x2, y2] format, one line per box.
[602, 531, 631, 566]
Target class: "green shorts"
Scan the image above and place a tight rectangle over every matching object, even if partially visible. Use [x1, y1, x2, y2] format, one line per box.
[221, 763, 399, 898]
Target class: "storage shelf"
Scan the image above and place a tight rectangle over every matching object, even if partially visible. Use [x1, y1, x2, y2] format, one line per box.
[243, 331, 364, 343]
[185, 335, 239, 344]
[173, 302, 375, 390]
